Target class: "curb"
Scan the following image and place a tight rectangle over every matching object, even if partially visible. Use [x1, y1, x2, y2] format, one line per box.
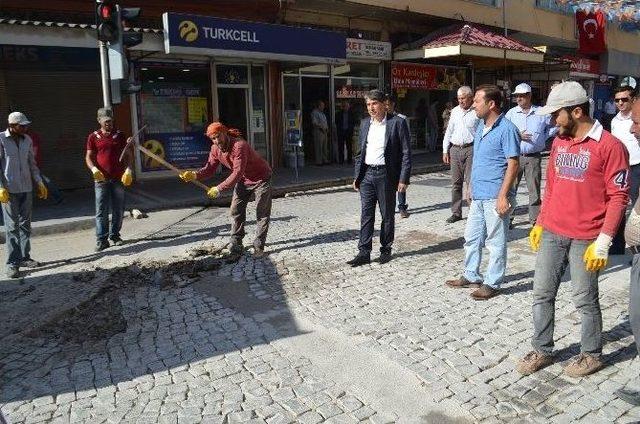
[3, 163, 447, 241]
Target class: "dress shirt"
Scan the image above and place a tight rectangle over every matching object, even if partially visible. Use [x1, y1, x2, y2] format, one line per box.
[365, 117, 386, 165]
[311, 109, 328, 130]
[612, 111, 640, 166]
[504, 105, 551, 155]
[442, 105, 480, 153]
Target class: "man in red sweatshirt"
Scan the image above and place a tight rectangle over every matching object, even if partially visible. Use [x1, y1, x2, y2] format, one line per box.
[180, 122, 272, 257]
[517, 81, 629, 378]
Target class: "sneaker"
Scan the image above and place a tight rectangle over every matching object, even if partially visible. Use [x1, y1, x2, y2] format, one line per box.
[399, 210, 410, 219]
[446, 214, 462, 223]
[516, 351, 554, 375]
[564, 354, 603, 378]
[21, 258, 40, 268]
[6, 267, 19, 279]
[110, 237, 124, 246]
[95, 240, 109, 252]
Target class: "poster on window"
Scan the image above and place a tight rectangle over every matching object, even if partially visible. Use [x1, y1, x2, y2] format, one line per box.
[391, 63, 465, 91]
[140, 132, 211, 172]
[187, 97, 209, 129]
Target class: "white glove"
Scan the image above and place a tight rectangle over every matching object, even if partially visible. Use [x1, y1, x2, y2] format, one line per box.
[593, 233, 613, 258]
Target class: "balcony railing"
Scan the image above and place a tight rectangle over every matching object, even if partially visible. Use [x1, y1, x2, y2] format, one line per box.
[536, 0, 573, 14]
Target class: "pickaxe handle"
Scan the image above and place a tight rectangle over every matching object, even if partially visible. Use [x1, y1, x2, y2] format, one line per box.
[135, 143, 211, 192]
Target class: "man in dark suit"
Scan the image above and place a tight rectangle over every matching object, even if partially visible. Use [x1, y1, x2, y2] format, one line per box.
[335, 100, 357, 164]
[347, 89, 412, 266]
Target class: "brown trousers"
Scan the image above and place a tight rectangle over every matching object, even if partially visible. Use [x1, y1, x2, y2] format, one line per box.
[450, 144, 473, 217]
[230, 178, 272, 249]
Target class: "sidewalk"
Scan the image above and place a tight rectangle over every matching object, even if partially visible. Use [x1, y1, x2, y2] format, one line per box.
[1, 153, 445, 240]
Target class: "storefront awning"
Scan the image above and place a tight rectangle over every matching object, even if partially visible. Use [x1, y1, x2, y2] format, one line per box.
[394, 24, 544, 67]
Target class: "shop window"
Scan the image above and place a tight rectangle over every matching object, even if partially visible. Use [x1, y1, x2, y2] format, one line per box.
[333, 63, 379, 79]
[250, 65, 268, 160]
[137, 63, 212, 173]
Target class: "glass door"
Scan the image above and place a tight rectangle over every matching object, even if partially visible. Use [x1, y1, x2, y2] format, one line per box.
[218, 87, 248, 138]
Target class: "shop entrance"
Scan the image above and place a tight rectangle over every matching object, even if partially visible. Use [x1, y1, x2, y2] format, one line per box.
[218, 87, 248, 138]
[301, 76, 330, 165]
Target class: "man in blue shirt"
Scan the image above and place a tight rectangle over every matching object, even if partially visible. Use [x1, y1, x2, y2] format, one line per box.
[446, 85, 521, 300]
[505, 83, 552, 227]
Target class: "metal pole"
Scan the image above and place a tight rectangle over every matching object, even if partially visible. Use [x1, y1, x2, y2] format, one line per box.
[99, 40, 112, 108]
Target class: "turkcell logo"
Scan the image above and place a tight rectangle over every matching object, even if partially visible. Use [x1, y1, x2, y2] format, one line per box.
[178, 21, 198, 42]
[202, 27, 260, 44]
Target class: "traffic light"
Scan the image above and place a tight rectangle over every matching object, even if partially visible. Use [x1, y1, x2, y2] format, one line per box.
[108, 5, 143, 104]
[96, 0, 118, 43]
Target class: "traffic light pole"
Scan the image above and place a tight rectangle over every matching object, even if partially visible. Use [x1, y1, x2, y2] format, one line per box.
[99, 40, 112, 108]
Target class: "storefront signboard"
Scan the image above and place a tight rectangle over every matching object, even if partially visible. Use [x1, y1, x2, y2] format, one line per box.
[391, 62, 466, 90]
[346, 38, 391, 61]
[565, 55, 600, 78]
[163, 13, 346, 63]
[140, 132, 211, 172]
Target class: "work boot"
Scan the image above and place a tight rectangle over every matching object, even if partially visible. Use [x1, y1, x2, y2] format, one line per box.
[253, 242, 266, 258]
[446, 214, 462, 223]
[471, 284, 500, 300]
[445, 276, 482, 288]
[399, 210, 410, 219]
[6, 266, 19, 279]
[516, 351, 554, 375]
[379, 251, 392, 264]
[227, 241, 243, 254]
[21, 258, 40, 268]
[95, 240, 109, 252]
[347, 254, 370, 267]
[110, 236, 124, 246]
[564, 354, 603, 378]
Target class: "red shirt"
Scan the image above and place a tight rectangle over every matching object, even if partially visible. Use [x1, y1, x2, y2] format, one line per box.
[537, 121, 629, 239]
[86, 129, 128, 179]
[196, 138, 271, 192]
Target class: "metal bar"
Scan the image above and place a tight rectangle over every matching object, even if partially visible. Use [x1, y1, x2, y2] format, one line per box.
[135, 143, 211, 191]
[119, 124, 148, 163]
[99, 41, 112, 108]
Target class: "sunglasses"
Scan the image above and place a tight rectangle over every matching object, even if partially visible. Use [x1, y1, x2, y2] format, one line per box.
[615, 97, 631, 103]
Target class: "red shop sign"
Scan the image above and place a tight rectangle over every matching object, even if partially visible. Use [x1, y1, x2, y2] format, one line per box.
[391, 62, 438, 90]
[565, 55, 600, 75]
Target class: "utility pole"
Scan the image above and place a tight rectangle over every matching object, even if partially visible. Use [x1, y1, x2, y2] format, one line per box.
[99, 41, 112, 108]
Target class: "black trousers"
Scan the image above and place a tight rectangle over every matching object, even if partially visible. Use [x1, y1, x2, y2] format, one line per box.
[337, 129, 354, 164]
[358, 166, 396, 255]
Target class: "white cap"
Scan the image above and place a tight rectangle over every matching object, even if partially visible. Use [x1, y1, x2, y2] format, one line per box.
[512, 83, 532, 95]
[536, 81, 590, 116]
[8, 112, 31, 126]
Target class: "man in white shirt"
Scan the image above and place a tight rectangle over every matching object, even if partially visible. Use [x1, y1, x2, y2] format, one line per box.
[348, 89, 412, 267]
[442, 86, 480, 223]
[611, 85, 639, 204]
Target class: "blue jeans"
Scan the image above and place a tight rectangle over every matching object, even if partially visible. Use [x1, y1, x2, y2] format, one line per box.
[532, 230, 602, 356]
[463, 198, 515, 288]
[397, 191, 408, 212]
[1, 192, 33, 268]
[95, 180, 125, 243]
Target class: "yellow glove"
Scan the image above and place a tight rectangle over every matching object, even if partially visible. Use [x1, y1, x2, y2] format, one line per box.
[583, 242, 608, 273]
[179, 170, 197, 182]
[121, 168, 133, 187]
[0, 188, 9, 203]
[37, 182, 48, 200]
[529, 225, 543, 252]
[207, 186, 219, 199]
[91, 166, 105, 182]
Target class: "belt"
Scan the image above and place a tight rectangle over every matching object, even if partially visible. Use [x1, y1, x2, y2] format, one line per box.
[366, 164, 386, 170]
[522, 152, 542, 157]
[451, 143, 473, 148]
[630, 246, 640, 254]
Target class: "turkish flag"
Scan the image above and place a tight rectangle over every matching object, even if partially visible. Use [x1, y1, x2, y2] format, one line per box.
[577, 10, 607, 55]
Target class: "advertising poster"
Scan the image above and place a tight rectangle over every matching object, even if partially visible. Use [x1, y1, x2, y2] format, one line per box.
[285, 110, 302, 147]
[141, 132, 211, 172]
[187, 97, 209, 128]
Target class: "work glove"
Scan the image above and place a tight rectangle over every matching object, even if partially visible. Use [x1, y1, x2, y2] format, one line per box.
[179, 170, 197, 182]
[121, 168, 133, 187]
[91, 166, 105, 182]
[207, 186, 219, 199]
[583, 233, 612, 273]
[37, 182, 48, 200]
[529, 225, 543, 252]
[0, 188, 8, 203]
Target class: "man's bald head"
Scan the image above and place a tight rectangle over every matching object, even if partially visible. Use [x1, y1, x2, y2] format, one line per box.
[631, 99, 640, 140]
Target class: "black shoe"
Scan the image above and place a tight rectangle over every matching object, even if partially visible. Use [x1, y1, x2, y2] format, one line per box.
[347, 255, 370, 267]
[6, 267, 19, 279]
[379, 252, 392, 264]
[95, 240, 109, 252]
[110, 237, 124, 246]
[617, 389, 640, 406]
[21, 258, 40, 268]
[446, 215, 462, 223]
[399, 210, 410, 219]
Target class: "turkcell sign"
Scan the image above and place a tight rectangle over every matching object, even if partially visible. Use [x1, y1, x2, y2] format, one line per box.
[163, 13, 346, 63]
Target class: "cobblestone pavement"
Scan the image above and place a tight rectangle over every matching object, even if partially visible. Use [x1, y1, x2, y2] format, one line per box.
[1, 172, 640, 423]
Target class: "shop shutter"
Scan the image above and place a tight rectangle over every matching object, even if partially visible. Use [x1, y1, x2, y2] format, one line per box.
[0, 69, 102, 189]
